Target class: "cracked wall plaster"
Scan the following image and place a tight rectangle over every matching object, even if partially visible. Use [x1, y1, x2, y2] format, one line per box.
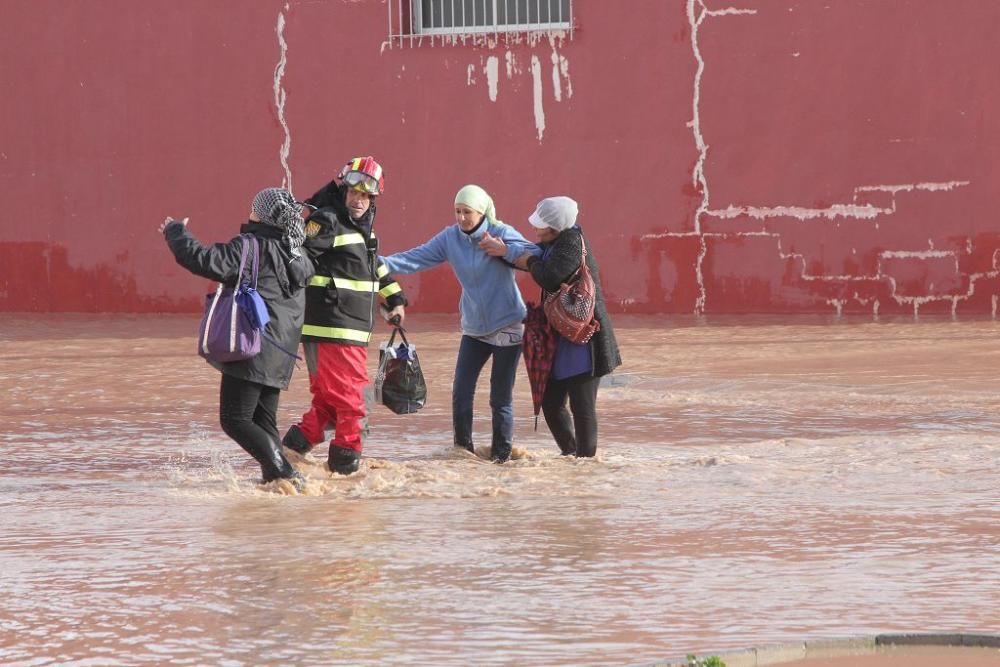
[274, 7, 292, 192]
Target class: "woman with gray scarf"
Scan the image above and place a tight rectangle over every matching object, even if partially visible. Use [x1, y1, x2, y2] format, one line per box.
[514, 196, 621, 458]
[159, 187, 314, 490]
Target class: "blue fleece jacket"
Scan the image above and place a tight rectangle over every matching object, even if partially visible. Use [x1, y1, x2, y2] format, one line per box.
[382, 221, 540, 336]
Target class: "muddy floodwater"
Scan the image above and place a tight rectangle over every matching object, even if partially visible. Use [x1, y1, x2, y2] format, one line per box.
[1, 314, 997, 666]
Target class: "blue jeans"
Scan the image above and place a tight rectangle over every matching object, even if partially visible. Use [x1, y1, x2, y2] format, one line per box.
[452, 335, 522, 459]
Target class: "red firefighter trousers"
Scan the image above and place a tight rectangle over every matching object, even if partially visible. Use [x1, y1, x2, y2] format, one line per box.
[297, 341, 369, 453]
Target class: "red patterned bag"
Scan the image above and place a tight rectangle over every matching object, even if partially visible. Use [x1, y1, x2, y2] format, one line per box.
[543, 245, 600, 344]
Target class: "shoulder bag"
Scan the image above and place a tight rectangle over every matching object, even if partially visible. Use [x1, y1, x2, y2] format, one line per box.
[543, 243, 601, 344]
[198, 235, 270, 362]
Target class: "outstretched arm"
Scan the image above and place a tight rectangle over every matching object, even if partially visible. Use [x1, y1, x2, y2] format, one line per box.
[160, 217, 240, 284]
[381, 228, 450, 275]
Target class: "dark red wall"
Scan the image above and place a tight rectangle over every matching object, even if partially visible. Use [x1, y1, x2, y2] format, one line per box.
[3, 0, 998, 316]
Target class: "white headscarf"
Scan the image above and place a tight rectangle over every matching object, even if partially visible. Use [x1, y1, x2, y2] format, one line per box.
[454, 184, 499, 226]
[528, 196, 578, 232]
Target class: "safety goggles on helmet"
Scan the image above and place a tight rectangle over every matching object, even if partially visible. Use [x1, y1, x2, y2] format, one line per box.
[338, 156, 385, 195]
[342, 170, 381, 195]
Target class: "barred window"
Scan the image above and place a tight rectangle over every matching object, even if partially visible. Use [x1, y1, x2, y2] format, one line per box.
[388, 0, 573, 44]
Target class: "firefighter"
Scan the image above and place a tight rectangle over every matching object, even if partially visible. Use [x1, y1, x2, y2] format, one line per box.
[281, 157, 406, 474]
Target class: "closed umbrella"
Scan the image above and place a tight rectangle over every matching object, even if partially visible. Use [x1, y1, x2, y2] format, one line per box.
[522, 302, 558, 430]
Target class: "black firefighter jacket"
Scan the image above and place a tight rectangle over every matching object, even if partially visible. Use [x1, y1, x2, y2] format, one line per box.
[299, 201, 406, 346]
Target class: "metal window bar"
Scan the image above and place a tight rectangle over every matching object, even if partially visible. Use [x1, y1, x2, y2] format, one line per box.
[388, 0, 572, 44]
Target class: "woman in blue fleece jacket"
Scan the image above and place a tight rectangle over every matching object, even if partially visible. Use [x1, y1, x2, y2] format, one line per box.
[382, 184, 539, 463]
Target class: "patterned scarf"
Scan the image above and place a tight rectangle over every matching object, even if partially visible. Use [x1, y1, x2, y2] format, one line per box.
[252, 187, 306, 254]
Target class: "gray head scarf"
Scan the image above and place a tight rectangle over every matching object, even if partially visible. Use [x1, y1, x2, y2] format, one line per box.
[252, 187, 306, 254]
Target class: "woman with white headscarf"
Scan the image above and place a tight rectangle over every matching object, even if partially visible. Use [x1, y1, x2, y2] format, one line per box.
[381, 184, 539, 463]
[159, 187, 314, 490]
[513, 196, 621, 458]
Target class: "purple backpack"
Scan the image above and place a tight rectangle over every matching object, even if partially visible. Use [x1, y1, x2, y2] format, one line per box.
[198, 235, 270, 363]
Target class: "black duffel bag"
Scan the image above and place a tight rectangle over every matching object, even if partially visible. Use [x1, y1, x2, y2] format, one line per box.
[374, 326, 427, 414]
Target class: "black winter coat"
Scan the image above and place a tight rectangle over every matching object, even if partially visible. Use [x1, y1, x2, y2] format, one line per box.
[526, 226, 622, 377]
[164, 221, 315, 389]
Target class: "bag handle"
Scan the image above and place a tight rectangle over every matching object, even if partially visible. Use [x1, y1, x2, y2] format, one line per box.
[248, 235, 260, 289]
[394, 326, 411, 347]
[573, 240, 588, 276]
[235, 235, 251, 286]
[384, 325, 411, 349]
[234, 234, 261, 289]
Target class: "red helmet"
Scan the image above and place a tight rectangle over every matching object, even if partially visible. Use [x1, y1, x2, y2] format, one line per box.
[338, 156, 385, 195]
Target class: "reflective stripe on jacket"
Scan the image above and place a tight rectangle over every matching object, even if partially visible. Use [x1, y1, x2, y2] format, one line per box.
[301, 207, 406, 346]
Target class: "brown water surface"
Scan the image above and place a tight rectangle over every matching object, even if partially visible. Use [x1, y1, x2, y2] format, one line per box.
[1, 314, 997, 665]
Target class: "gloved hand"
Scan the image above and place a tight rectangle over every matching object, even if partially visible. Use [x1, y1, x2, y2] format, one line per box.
[304, 179, 340, 210]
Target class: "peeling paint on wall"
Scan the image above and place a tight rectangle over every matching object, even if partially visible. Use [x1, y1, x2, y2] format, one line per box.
[549, 37, 572, 103]
[485, 56, 499, 102]
[505, 51, 517, 78]
[709, 203, 887, 221]
[454, 36, 571, 141]
[274, 7, 292, 192]
[707, 181, 970, 221]
[531, 54, 545, 141]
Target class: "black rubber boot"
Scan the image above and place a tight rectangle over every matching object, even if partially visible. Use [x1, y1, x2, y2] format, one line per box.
[328, 445, 361, 475]
[454, 438, 475, 454]
[282, 424, 313, 454]
[260, 447, 307, 492]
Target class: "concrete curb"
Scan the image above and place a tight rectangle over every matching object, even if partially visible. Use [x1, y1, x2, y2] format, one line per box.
[644, 632, 1000, 666]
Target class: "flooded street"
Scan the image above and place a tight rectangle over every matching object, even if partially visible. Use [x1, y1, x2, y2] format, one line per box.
[1, 314, 998, 665]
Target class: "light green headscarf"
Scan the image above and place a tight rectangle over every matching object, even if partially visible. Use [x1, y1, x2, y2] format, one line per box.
[454, 184, 501, 226]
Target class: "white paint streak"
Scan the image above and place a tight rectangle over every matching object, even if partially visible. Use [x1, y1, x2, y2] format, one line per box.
[710, 204, 888, 220]
[855, 180, 970, 195]
[485, 56, 499, 102]
[705, 7, 757, 17]
[548, 34, 572, 101]
[560, 55, 573, 98]
[686, 2, 756, 313]
[710, 180, 971, 223]
[880, 250, 953, 259]
[467, 64, 476, 85]
[531, 55, 545, 141]
[550, 49, 562, 102]
[687, 0, 710, 312]
[505, 51, 516, 78]
[687, 0, 710, 231]
[274, 9, 292, 192]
